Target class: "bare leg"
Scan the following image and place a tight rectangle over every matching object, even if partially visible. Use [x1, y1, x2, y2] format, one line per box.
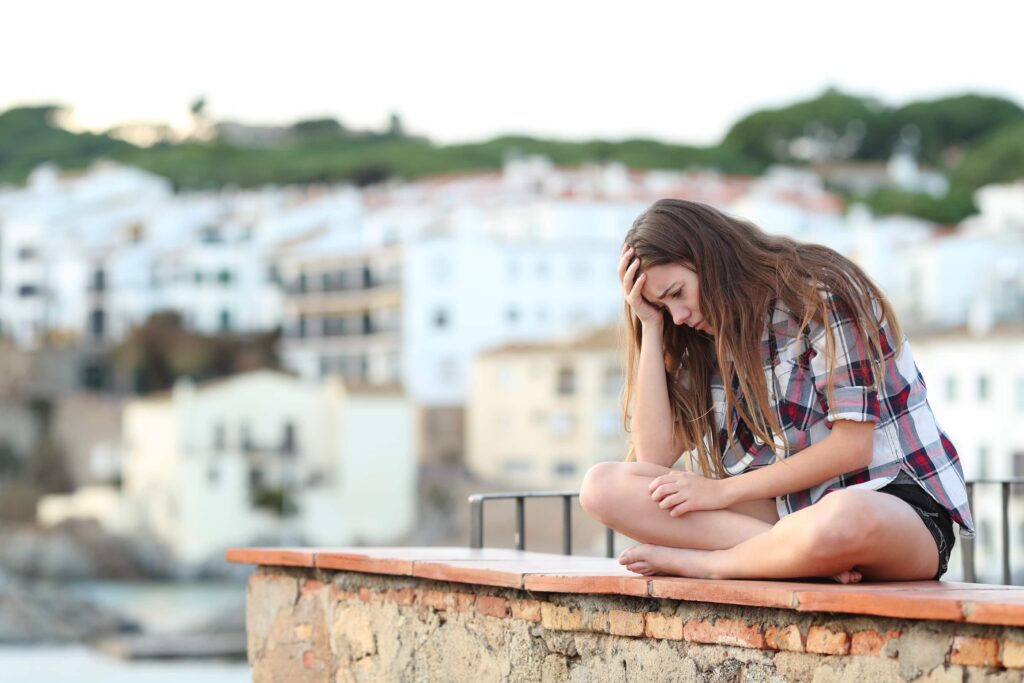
[579, 461, 777, 550]
[617, 488, 939, 582]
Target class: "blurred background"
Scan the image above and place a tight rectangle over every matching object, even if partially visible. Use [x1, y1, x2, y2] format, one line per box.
[1, 0, 1023, 679]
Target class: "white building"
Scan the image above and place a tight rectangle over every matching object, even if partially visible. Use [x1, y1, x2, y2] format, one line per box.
[911, 326, 1024, 582]
[0, 162, 363, 349]
[466, 327, 628, 489]
[40, 369, 416, 566]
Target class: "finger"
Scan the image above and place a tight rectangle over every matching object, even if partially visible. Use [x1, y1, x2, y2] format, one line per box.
[622, 258, 640, 287]
[667, 501, 692, 518]
[650, 484, 676, 501]
[648, 476, 664, 492]
[627, 270, 646, 303]
[659, 492, 684, 509]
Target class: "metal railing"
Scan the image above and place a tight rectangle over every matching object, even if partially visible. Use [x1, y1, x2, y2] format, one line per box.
[468, 478, 1022, 585]
[468, 491, 616, 558]
[961, 478, 1024, 585]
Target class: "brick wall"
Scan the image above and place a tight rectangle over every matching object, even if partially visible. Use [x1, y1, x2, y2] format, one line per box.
[245, 567, 1024, 682]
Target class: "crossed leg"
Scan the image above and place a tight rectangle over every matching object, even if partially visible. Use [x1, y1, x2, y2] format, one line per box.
[580, 461, 939, 582]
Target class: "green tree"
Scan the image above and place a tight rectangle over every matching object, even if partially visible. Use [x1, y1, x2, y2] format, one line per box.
[893, 95, 1024, 166]
[721, 88, 896, 164]
[952, 121, 1024, 189]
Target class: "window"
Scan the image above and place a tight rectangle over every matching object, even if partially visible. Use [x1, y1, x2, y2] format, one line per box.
[218, 270, 233, 285]
[553, 461, 577, 477]
[282, 422, 297, 455]
[1014, 452, 1024, 479]
[502, 459, 532, 474]
[213, 423, 226, 451]
[193, 271, 203, 285]
[978, 445, 990, 479]
[945, 376, 957, 403]
[433, 308, 448, 329]
[978, 375, 990, 401]
[506, 307, 519, 324]
[89, 309, 105, 339]
[241, 423, 255, 453]
[219, 310, 232, 331]
[1016, 379, 1024, 412]
[556, 366, 576, 396]
[207, 466, 220, 485]
[17, 284, 38, 297]
[16, 246, 36, 261]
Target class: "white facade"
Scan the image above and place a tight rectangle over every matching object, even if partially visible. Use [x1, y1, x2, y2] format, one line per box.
[0, 162, 362, 347]
[911, 328, 1024, 582]
[111, 370, 415, 565]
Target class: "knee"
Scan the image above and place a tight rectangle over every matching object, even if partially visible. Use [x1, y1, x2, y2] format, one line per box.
[579, 462, 621, 524]
[803, 490, 883, 560]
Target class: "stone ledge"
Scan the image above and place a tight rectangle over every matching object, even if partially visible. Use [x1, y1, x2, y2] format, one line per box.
[242, 565, 1024, 681]
[227, 545, 1024, 627]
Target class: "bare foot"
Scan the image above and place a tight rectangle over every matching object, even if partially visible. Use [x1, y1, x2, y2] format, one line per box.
[832, 569, 863, 584]
[617, 543, 715, 578]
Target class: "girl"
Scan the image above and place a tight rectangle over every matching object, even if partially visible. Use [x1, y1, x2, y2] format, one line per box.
[579, 198, 974, 583]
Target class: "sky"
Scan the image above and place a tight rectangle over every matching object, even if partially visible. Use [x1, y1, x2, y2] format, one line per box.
[4, 0, 1023, 146]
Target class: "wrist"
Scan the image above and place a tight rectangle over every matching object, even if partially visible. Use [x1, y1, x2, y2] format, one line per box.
[641, 318, 664, 334]
[719, 475, 742, 507]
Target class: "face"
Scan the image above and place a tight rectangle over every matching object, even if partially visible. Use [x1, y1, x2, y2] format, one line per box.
[640, 262, 712, 334]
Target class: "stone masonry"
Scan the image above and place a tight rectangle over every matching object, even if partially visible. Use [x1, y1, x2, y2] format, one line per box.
[246, 567, 1024, 682]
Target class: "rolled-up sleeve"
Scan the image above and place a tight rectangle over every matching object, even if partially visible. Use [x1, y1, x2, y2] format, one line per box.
[807, 292, 881, 425]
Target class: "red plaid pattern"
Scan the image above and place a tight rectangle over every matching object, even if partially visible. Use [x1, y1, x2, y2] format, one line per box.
[710, 293, 975, 538]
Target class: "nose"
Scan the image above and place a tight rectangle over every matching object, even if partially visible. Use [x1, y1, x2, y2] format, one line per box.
[671, 306, 691, 326]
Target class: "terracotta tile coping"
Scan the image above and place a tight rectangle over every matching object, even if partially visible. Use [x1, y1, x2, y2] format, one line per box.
[225, 546, 1024, 626]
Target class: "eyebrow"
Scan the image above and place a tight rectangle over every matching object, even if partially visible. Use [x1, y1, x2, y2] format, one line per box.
[655, 282, 680, 300]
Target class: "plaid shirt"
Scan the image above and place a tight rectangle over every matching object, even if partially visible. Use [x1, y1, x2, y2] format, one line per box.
[710, 293, 975, 538]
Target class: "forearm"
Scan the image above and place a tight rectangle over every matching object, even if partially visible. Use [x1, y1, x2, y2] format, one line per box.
[722, 423, 874, 505]
[631, 321, 683, 465]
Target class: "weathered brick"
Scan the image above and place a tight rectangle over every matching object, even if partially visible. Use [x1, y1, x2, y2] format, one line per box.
[645, 612, 683, 641]
[303, 650, 315, 669]
[850, 629, 901, 657]
[417, 589, 450, 611]
[587, 611, 609, 633]
[950, 635, 1000, 668]
[331, 586, 359, 602]
[806, 626, 849, 655]
[381, 588, 415, 606]
[301, 579, 325, 596]
[1002, 640, 1024, 668]
[452, 592, 476, 612]
[764, 624, 804, 652]
[541, 603, 583, 631]
[358, 587, 374, 603]
[608, 610, 644, 637]
[683, 618, 765, 649]
[510, 599, 542, 622]
[477, 596, 510, 619]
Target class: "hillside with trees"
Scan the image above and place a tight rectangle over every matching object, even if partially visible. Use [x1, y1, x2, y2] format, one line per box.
[1, 89, 1022, 224]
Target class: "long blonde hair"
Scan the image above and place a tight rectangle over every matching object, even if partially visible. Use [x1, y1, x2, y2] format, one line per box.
[622, 199, 901, 476]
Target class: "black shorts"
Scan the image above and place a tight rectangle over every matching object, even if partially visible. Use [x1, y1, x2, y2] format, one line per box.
[877, 470, 956, 580]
